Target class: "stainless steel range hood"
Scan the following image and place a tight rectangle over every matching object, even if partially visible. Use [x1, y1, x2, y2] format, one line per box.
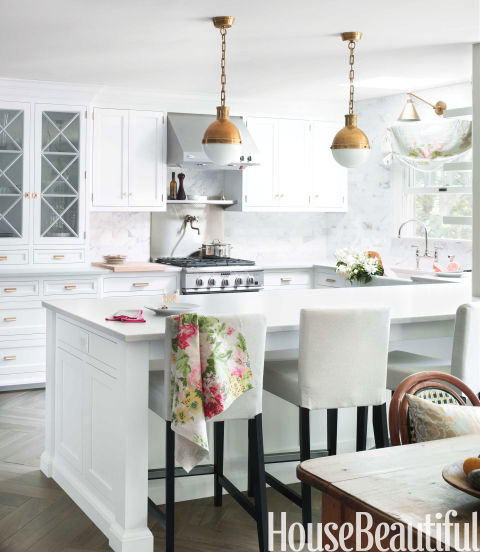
[167, 112, 260, 169]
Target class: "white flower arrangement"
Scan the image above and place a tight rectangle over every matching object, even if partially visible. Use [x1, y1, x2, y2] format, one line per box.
[335, 248, 384, 284]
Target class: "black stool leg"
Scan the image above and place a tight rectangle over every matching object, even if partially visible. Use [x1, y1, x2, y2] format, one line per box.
[372, 403, 389, 449]
[214, 421, 225, 506]
[165, 420, 175, 552]
[327, 408, 338, 456]
[299, 407, 312, 532]
[247, 418, 254, 497]
[251, 414, 268, 552]
[356, 406, 368, 452]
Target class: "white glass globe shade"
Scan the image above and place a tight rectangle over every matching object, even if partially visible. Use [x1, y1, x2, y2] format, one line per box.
[331, 147, 370, 168]
[203, 143, 242, 166]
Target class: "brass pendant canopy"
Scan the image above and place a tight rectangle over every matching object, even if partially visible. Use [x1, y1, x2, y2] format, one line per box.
[331, 114, 370, 150]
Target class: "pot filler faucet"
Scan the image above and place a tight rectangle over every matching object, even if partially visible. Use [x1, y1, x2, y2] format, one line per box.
[170, 215, 200, 256]
[397, 218, 439, 269]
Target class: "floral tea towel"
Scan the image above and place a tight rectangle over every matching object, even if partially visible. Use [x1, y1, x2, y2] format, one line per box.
[170, 313, 254, 472]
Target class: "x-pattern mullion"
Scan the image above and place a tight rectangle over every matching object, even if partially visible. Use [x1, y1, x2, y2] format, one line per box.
[41, 153, 78, 195]
[0, 153, 22, 195]
[41, 196, 78, 237]
[0, 111, 22, 151]
[0, 195, 22, 237]
[42, 112, 79, 154]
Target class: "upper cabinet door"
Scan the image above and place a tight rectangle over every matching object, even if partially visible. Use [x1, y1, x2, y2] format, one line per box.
[34, 104, 86, 244]
[310, 121, 348, 211]
[277, 119, 310, 207]
[0, 102, 30, 245]
[128, 110, 165, 208]
[92, 108, 129, 208]
[243, 117, 277, 208]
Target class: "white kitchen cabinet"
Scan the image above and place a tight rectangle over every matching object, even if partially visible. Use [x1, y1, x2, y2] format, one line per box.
[310, 121, 347, 211]
[277, 119, 310, 207]
[243, 117, 276, 207]
[263, 268, 313, 290]
[237, 116, 346, 212]
[0, 101, 31, 245]
[34, 105, 87, 244]
[92, 108, 165, 211]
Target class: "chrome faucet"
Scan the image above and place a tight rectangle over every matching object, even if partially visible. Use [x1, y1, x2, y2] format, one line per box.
[397, 218, 438, 269]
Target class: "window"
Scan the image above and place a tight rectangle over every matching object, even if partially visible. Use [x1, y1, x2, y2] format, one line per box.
[401, 167, 472, 240]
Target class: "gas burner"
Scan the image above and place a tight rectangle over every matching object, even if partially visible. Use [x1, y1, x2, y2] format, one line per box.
[155, 257, 256, 268]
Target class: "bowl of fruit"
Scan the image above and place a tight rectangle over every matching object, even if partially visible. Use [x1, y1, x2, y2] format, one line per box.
[442, 456, 480, 499]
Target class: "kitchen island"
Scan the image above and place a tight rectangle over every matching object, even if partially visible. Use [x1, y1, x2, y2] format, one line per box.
[41, 283, 472, 552]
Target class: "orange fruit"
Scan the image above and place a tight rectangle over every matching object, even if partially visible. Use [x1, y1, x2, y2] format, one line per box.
[463, 457, 480, 475]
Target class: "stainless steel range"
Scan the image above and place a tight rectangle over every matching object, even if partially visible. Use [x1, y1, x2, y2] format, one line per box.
[154, 257, 264, 294]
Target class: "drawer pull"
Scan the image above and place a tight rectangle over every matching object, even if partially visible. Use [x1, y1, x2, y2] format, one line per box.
[3, 317, 16, 322]
[133, 282, 150, 287]
[53, 255, 65, 260]
[4, 355, 16, 361]
[326, 278, 336, 283]
[4, 288, 16, 292]
[0, 256, 7, 261]
[64, 285, 77, 290]
[280, 277, 293, 283]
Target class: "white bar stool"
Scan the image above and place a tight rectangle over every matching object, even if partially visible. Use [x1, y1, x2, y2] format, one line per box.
[263, 306, 391, 530]
[148, 313, 268, 552]
[387, 303, 480, 393]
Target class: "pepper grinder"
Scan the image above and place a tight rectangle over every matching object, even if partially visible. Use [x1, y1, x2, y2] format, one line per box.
[176, 173, 186, 200]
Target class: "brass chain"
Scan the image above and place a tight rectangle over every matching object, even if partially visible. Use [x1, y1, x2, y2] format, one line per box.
[220, 27, 227, 107]
[348, 40, 356, 115]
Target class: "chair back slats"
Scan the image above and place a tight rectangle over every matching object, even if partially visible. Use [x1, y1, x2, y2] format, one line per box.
[389, 371, 480, 446]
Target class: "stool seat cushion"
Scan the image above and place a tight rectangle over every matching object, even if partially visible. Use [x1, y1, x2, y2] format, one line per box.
[263, 360, 301, 406]
[387, 350, 451, 390]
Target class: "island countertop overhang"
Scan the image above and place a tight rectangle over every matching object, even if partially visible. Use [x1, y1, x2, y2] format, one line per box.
[42, 283, 473, 342]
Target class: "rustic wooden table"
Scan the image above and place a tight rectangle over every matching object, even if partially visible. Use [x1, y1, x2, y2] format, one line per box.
[297, 435, 480, 552]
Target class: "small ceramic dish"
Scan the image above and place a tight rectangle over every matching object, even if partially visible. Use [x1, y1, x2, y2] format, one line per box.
[145, 304, 198, 316]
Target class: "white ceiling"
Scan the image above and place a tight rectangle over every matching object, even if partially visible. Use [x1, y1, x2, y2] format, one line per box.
[1, 0, 478, 103]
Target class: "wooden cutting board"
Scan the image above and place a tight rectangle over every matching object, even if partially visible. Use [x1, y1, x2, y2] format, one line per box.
[91, 261, 167, 272]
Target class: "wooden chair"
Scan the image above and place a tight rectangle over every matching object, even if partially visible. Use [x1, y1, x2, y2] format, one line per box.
[388, 371, 480, 446]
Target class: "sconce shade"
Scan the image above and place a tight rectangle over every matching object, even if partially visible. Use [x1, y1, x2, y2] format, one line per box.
[398, 98, 421, 122]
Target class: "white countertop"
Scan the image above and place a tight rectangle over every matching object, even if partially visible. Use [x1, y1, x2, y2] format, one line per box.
[43, 280, 473, 342]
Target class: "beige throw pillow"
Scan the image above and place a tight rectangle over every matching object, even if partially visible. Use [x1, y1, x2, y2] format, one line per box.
[406, 393, 480, 442]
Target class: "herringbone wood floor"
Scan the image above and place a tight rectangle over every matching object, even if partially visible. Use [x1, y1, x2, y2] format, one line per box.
[0, 390, 322, 551]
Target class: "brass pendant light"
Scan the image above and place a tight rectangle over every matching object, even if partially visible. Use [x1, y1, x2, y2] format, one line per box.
[331, 32, 370, 168]
[398, 92, 447, 122]
[202, 16, 242, 166]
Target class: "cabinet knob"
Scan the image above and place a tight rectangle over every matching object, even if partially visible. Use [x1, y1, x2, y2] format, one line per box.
[4, 355, 16, 361]
[24, 192, 31, 199]
[0, 256, 7, 261]
[326, 278, 336, 283]
[280, 277, 292, 283]
[133, 282, 149, 287]
[64, 285, 77, 290]
[3, 317, 16, 322]
[53, 255, 65, 260]
[32, 192, 38, 199]
[4, 288, 16, 292]
[129, 192, 134, 197]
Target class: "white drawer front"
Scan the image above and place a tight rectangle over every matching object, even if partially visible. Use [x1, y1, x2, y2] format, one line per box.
[0, 308, 45, 336]
[44, 279, 98, 296]
[0, 281, 39, 297]
[102, 275, 178, 295]
[264, 270, 312, 289]
[34, 249, 85, 264]
[315, 271, 345, 288]
[0, 340, 45, 376]
[0, 250, 28, 265]
[57, 318, 89, 353]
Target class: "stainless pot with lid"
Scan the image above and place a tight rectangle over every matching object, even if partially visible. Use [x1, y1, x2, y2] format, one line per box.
[201, 239, 232, 258]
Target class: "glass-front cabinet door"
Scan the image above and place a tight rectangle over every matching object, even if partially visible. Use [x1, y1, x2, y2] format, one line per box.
[0, 102, 30, 245]
[34, 104, 86, 244]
